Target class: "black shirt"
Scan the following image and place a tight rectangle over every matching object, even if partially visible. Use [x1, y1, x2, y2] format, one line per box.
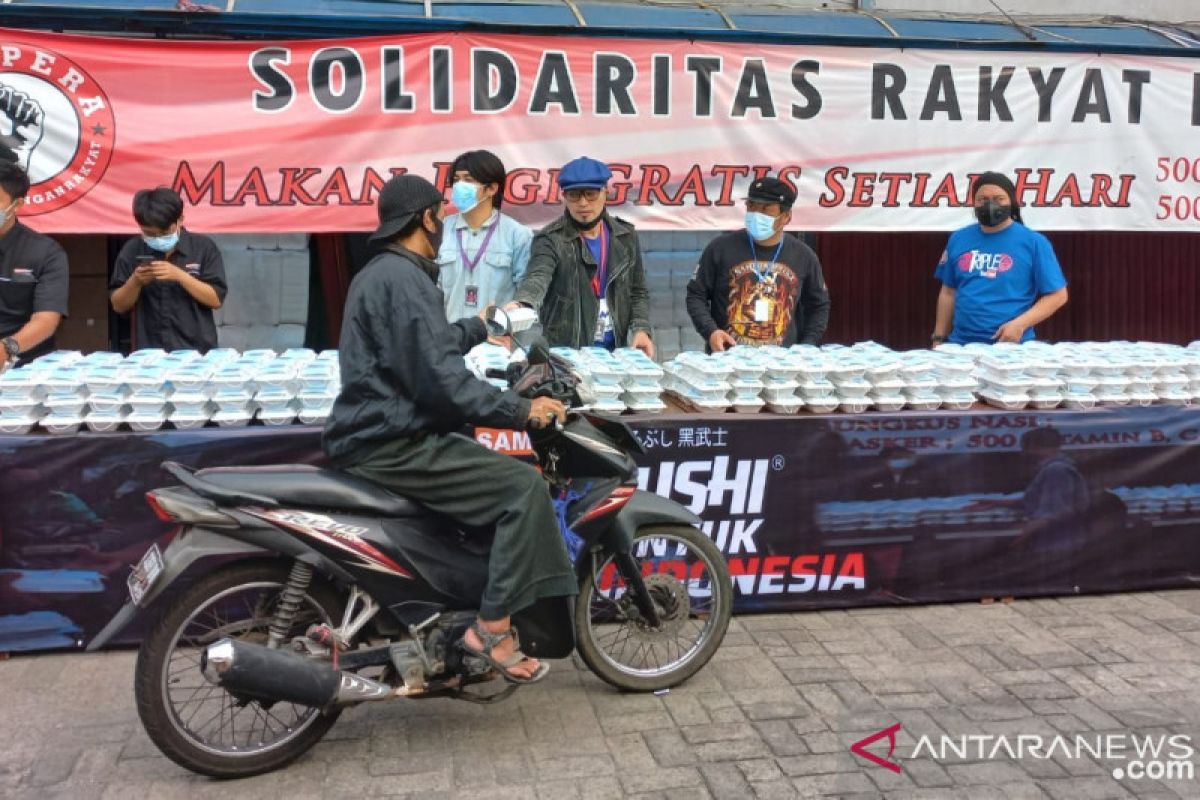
[323, 244, 530, 466]
[0, 221, 70, 362]
[110, 229, 227, 352]
[686, 230, 831, 347]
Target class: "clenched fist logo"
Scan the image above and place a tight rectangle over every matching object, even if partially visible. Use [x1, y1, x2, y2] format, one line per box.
[0, 82, 45, 171]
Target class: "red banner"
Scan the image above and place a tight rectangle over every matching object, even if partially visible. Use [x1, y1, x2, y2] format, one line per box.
[4, 27, 1199, 234]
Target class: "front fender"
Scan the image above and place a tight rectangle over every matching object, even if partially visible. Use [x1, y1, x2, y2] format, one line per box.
[85, 527, 268, 652]
[602, 490, 702, 556]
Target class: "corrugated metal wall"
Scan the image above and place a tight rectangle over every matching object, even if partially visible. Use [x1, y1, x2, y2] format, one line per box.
[814, 231, 1200, 349]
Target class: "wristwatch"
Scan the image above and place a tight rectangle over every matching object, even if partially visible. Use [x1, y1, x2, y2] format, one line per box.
[2, 336, 18, 360]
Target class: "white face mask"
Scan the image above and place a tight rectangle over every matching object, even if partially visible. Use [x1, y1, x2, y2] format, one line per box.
[0, 201, 16, 227]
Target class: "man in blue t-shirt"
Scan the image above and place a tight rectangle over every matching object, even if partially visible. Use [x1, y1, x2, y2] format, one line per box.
[931, 171, 1069, 347]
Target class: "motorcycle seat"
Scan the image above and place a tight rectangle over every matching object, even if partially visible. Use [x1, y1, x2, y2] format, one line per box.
[194, 465, 424, 518]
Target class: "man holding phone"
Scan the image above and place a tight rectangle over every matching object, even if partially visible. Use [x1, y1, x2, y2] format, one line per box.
[110, 187, 227, 352]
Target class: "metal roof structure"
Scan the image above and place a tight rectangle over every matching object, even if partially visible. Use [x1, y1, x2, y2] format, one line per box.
[0, 1, 1197, 54]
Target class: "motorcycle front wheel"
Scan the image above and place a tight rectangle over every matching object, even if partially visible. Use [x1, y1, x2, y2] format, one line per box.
[133, 561, 345, 778]
[575, 524, 731, 692]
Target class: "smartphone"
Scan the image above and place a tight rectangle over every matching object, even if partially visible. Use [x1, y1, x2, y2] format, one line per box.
[135, 255, 156, 264]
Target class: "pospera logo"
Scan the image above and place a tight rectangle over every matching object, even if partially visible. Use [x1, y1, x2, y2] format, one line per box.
[0, 42, 114, 214]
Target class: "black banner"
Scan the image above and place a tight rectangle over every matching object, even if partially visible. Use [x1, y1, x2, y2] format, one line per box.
[2, 405, 1199, 651]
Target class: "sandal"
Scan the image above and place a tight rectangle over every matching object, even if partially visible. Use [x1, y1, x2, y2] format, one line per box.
[460, 621, 550, 685]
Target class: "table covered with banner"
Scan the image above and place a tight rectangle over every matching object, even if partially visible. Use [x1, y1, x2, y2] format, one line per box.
[2, 404, 1199, 652]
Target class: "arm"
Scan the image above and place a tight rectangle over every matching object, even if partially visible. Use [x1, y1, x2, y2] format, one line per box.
[110, 270, 148, 314]
[449, 315, 488, 355]
[7, 311, 61, 355]
[626, 240, 651, 337]
[685, 244, 721, 340]
[387, 274, 530, 430]
[512, 232, 557, 310]
[151, 262, 223, 309]
[995, 234, 1068, 342]
[934, 285, 956, 341]
[510, 223, 533, 290]
[797, 250, 831, 345]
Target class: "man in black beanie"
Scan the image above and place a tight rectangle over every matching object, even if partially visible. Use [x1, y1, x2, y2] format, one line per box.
[931, 171, 1068, 346]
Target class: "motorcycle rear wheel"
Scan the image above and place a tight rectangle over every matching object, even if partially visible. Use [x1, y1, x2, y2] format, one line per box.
[575, 524, 731, 692]
[134, 561, 345, 778]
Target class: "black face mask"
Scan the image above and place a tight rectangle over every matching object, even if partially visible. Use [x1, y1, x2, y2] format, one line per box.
[975, 201, 1012, 227]
[425, 213, 445, 253]
[566, 209, 604, 232]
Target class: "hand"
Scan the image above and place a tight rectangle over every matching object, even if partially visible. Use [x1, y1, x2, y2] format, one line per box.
[708, 330, 737, 353]
[149, 261, 186, 282]
[0, 82, 45, 171]
[488, 335, 514, 351]
[527, 397, 567, 430]
[502, 302, 524, 312]
[993, 319, 1027, 344]
[632, 330, 655, 360]
[478, 303, 496, 322]
[130, 265, 155, 287]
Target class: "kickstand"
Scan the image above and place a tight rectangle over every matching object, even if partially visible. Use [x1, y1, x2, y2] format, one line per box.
[451, 683, 520, 705]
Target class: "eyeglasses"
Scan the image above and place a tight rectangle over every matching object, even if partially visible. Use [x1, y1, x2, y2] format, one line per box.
[564, 189, 602, 202]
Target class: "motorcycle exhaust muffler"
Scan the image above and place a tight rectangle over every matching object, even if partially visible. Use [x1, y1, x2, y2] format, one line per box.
[201, 638, 394, 707]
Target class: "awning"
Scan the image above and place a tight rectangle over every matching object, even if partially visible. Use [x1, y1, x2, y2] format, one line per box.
[2, 1, 1198, 55]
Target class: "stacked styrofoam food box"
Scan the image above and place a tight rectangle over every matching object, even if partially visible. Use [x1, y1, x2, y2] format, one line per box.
[0, 348, 339, 434]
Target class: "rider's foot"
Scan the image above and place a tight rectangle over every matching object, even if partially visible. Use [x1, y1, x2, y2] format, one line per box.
[463, 617, 541, 681]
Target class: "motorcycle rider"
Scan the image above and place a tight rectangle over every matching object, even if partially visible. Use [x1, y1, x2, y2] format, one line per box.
[323, 174, 577, 684]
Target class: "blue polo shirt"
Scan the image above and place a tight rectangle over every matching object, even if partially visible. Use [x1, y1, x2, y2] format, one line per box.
[934, 222, 1066, 344]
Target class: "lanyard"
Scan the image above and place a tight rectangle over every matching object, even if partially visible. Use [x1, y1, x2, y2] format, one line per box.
[746, 231, 784, 283]
[455, 216, 501, 275]
[586, 223, 610, 298]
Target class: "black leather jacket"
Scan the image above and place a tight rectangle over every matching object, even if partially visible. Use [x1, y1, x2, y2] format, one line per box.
[513, 213, 651, 349]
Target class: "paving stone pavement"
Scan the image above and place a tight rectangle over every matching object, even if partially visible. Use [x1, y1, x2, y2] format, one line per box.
[4, 589, 1200, 799]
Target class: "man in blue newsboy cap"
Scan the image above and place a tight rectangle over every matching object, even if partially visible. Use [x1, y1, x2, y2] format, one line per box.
[512, 156, 654, 357]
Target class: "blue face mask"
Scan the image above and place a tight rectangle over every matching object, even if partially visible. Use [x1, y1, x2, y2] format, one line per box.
[745, 211, 777, 242]
[452, 180, 482, 215]
[143, 228, 179, 253]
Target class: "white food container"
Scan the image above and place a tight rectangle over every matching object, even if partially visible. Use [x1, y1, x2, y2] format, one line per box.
[84, 412, 126, 433]
[731, 398, 765, 414]
[941, 395, 976, 411]
[906, 397, 943, 412]
[0, 370, 44, 401]
[838, 398, 871, 414]
[1, 398, 42, 417]
[1158, 389, 1192, 406]
[798, 379, 837, 398]
[805, 397, 841, 414]
[831, 377, 872, 397]
[169, 413, 211, 430]
[978, 373, 1034, 393]
[1062, 393, 1098, 410]
[980, 391, 1030, 411]
[0, 415, 38, 434]
[127, 412, 168, 431]
[41, 414, 83, 435]
[128, 397, 169, 415]
[1095, 391, 1130, 407]
[762, 385, 800, 404]
[213, 410, 253, 427]
[1029, 394, 1064, 410]
[765, 398, 803, 414]
[258, 408, 298, 426]
[870, 376, 907, 393]
[43, 396, 88, 416]
[1128, 389, 1158, 407]
[870, 394, 907, 412]
[626, 397, 667, 414]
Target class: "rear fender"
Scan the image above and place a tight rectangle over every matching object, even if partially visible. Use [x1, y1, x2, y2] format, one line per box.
[86, 527, 269, 651]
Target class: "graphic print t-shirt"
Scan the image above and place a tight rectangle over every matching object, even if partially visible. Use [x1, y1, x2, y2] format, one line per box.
[726, 256, 801, 346]
[934, 222, 1067, 344]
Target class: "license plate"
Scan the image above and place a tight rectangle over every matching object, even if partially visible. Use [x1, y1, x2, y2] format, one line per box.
[127, 544, 164, 606]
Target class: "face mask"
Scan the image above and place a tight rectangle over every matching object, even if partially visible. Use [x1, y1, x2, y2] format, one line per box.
[452, 181, 482, 215]
[0, 201, 14, 227]
[974, 201, 1012, 227]
[745, 211, 777, 242]
[425, 213, 445, 253]
[144, 228, 179, 252]
[888, 458, 916, 471]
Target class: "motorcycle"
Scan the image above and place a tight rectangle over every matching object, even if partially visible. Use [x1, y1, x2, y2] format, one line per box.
[87, 311, 732, 778]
